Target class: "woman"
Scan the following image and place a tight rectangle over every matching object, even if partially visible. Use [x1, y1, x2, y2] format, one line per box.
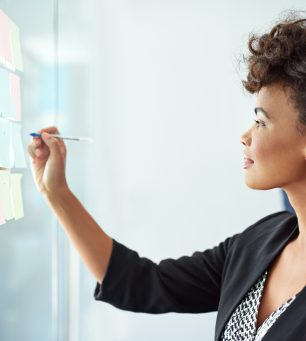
[28, 13, 306, 341]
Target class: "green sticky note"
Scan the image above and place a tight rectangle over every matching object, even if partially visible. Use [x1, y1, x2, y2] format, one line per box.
[10, 20, 23, 71]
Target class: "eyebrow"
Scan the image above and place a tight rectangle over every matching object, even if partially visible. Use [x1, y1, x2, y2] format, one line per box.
[254, 107, 271, 120]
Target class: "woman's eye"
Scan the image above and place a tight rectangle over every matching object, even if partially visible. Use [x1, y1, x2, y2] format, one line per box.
[254, 119, 265, 127]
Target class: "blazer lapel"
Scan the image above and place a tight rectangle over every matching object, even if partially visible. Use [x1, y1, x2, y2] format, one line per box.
[215, 218, 298, 341]
[262, 286, 306, 340]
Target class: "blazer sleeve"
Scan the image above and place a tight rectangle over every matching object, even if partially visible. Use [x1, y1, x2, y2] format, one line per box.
[94, 233, 241, 314]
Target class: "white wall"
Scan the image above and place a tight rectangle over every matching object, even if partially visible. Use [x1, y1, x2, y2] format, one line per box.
[58, 1, 305, 340]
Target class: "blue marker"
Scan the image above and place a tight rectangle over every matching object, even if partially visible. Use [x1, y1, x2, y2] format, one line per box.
[30, 132, 94, 143]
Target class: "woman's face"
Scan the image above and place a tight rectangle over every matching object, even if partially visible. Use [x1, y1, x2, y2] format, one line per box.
[240, 83, 306, 191]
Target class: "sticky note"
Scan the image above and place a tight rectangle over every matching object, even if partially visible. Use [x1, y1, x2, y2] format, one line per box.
[0, 68, 22, 121]
[10, 20, 23, 71]
[10, 173, 24, 219]
[11, 122, 26, 168]
[0, 10, 24, 224]
[0, 67, 16, 118]
[0, 198, 5, 225]
[10, 73, 21, 120]
[0, 169, 14, 220]
[0, 10, 13, 67]
[0, 117, 11, 168]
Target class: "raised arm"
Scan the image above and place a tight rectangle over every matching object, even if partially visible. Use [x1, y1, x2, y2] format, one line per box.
[94, 232, 241, 313]
[28, 126, 241, 314]
[27, 126, 112, 284]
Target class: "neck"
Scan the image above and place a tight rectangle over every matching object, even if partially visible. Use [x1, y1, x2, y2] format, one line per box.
[283, 188, 306, 255]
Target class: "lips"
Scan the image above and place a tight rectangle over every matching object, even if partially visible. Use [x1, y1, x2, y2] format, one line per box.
[243, 157, 254, 169]
[243, 153, 254, 169]
[243, 153, 254, 162]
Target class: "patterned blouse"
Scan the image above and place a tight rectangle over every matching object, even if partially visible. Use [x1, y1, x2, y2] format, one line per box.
[220, 270, 297, 341]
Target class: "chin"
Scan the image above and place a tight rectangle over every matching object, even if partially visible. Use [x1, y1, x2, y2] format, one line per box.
[244, 177, 277, 190]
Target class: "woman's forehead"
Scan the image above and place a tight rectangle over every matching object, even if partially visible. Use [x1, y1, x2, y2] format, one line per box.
[256, 84, 297, 116]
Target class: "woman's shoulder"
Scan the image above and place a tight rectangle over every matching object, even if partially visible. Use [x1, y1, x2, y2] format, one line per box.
[232, 210, 297, 250]
[242, 210, 296, 233]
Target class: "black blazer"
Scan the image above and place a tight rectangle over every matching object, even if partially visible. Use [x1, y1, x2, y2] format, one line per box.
[94, 211, 305, 340]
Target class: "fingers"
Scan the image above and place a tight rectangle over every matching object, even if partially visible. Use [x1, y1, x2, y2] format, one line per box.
[41, 132, 62, 153]
[28, 126, 67, 160]
[33, 138, 42, 148]
[39, 126, 66, 156]
[28, 144, 36, 161]
[39, 126, 60, 135]
[28, 139, 45, 159]
[28, 126, 59, 160]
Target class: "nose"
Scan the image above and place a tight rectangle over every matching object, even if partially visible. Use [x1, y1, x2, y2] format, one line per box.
[240, 129, 252, 146]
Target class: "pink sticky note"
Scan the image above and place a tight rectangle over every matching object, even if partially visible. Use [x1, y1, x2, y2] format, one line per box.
[0, 198, 6, 225]
[10, 73, 21, 120]
[0, 10, 13, 66]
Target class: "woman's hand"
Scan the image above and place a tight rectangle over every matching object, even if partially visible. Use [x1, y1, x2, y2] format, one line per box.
[27, 126, 69, 197]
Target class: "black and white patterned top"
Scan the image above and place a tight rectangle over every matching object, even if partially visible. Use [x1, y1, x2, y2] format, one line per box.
[220, 270, 297, 341]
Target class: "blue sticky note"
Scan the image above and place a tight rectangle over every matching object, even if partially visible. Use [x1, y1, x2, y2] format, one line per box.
[0, 67, 16, 118]
[11, 122, 26, 168]
[0, 117, 11, 167]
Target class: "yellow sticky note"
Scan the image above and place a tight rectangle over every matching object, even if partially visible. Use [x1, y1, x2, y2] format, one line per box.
[0, 169, 14, 220]
[10, 173, 24, 220]
[10, 20, 23, 71]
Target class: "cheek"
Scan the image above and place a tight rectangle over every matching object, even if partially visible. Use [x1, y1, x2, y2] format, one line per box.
[252, 132, 290, 163]
[245, 137, 291, 190]
[245, 126, 306, 189]
[251, 133, 302, 183]
[252, 137, 278, 162]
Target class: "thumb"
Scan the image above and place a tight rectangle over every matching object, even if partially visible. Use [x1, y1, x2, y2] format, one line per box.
[41, 132, 61, 153]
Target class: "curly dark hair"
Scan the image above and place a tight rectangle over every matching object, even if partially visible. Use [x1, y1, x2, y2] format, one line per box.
[242, 11, 306, 133]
